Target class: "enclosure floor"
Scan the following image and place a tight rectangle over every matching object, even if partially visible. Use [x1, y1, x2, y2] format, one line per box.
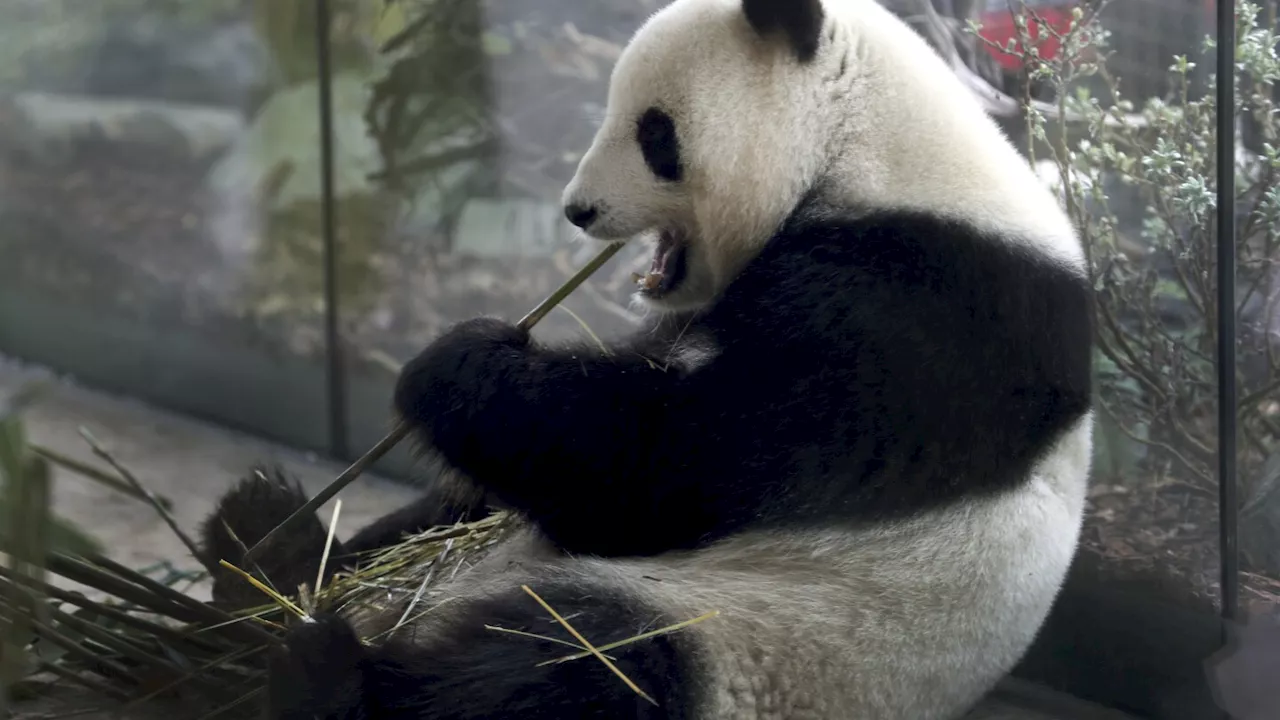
[0, 354, 1134, 720]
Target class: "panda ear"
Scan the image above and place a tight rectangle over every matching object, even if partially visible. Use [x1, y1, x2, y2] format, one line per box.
[741, 0, 825, 63]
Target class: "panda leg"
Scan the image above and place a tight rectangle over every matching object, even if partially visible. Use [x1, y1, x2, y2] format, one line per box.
[266, 583, 696, 720]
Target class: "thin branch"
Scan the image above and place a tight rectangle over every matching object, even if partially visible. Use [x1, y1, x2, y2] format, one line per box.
[76, 428, 201, 562]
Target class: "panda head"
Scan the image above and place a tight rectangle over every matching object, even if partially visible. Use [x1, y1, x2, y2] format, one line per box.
[562, 0, 837, 311]
[564, 0, 1082, 311]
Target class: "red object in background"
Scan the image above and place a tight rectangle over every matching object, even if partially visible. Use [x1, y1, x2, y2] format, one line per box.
[976, 0, 1079, 71]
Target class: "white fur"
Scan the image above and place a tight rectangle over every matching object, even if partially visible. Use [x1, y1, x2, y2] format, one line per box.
[408, 1, 1096, 717]
[563, 0, 1084, 312]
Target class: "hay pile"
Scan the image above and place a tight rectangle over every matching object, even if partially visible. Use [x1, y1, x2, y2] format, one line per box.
[0, 424, 516, 719]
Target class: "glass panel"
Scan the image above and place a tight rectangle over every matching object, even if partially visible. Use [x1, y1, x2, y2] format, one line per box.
[335, 0, 660, 476]
[1234, 0, 1280, 622]
[0, 1, 330, 452]
[1076, 0, 1223, 616]
[947, 0, 1229, 716]
[328, 0, 1257, 714]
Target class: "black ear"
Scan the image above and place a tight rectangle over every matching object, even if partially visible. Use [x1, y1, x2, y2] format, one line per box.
[742, 0, 825, 63]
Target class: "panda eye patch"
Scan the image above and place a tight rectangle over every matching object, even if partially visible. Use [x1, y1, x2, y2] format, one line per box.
[636, 107, 682, 182]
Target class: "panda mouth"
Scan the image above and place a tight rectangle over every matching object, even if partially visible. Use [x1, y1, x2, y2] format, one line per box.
[633, 229, 688, 296]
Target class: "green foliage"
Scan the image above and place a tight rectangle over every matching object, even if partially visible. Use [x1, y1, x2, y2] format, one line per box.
[972, 2, 1280, 499]
[0, 387, 103, 563]
[0, 385, 107, 710]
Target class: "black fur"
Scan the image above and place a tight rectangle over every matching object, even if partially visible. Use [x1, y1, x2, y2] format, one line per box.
[267, 586, 695, 719]
[636, 107, 682, 182]
[394, 206, 1094, 559]
[199, 468, 343, 612]
[741, 0, 825, 63]
[342, 477, 493, 558]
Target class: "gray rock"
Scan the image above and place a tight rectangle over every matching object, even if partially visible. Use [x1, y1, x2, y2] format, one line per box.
[1, 91, 244, 167]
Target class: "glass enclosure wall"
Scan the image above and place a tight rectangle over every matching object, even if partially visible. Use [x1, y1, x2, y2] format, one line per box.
[0, 1, 333, 452]
[333, 0, 663, 476]
[0, 1, 1273, 718]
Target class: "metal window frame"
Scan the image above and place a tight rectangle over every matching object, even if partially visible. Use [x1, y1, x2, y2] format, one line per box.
[1214, 0, 1240, 630]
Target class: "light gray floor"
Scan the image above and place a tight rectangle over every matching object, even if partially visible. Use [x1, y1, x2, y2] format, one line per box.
[0, 354, 1134, 719]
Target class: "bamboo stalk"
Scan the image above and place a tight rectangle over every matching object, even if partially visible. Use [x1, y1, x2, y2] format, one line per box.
[40, 557, 201, 627]
[0, 602, 137, 686]
[85, 555, 277, 646]
[1, 420, 50, 714]
[37, 659, 132, 703]
[0, 568, 217, 653]
[243, 241, 626, 563]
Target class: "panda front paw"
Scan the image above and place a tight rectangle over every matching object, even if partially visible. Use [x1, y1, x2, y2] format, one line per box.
[393, 316, 532, 451]
[199, 468, 338, 613]
[267, 613, 369, 720]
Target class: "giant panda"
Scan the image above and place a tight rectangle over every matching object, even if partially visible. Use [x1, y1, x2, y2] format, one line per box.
[199, 0, 1095, 717]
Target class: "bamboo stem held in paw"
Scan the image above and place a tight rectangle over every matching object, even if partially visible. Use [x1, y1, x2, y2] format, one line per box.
[243, 241, 627, 563]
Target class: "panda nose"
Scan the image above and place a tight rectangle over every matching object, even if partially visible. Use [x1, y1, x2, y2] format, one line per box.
[564, 203, 598, 229]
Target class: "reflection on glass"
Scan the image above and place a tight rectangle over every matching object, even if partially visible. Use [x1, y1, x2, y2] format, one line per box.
[0, 1, 331, 451]
[1233, 1, 1280, 622]
[337, 0, 668, 471]
[1026, 0, 1226, 615]
[912, 0, 1228, 620]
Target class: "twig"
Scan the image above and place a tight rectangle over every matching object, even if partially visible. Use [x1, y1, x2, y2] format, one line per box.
[2, 604, 137, 684]
[218, 520, 279, 597]
[217, 561, 309, 622]
[54, 554, 277, 645]
[538, 610, 721, 666]
[30, 444, 172, 510]
[243, 241, 627, 564]
[394, 537, 452, 635]
[35, 660, 131, 703]
[76, 428, 202, 562]
[0, 568, 217, 652]
[521, 584, 657, 706]
[484, 624, 603, 655]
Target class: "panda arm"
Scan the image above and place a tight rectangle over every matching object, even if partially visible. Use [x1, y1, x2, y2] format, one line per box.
[393, 317, 709, 555]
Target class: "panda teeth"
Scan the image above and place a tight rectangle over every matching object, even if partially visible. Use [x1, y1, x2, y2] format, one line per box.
[634, 231, 679, 292]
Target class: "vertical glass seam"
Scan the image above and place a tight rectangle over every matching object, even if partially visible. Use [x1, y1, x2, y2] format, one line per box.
[1215, 0, 1239, 624]
[317, 0, 349, 460]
